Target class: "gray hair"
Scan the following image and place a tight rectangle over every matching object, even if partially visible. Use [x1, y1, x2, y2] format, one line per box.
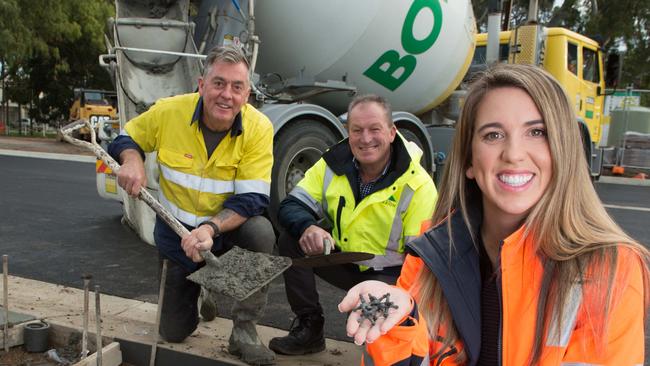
[347, 94, 394, 127]
[203, 45, 251, 81]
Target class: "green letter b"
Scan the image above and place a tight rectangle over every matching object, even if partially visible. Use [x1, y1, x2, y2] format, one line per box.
[363, 50, 416, 91]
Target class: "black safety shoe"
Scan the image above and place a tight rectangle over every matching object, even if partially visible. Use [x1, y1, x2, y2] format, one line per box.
[269, 313, 325, 355]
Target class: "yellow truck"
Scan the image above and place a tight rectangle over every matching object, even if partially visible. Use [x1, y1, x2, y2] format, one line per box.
[69, 88, 118, 141]
[474, 25, 608, 177]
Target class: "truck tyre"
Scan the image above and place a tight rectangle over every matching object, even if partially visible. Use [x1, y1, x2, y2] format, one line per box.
[397, 126, 432, 172]
[270, 120, 339, 228]
[578, 122, 600, 181]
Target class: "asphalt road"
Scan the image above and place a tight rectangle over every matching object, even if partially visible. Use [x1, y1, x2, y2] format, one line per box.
[1, 153, 649, 353]
[0, 154, 349, 341]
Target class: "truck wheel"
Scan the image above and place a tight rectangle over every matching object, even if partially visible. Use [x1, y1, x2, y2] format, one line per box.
[578, 122, 600, 181]
[270, 120, 339, 228]
[397, 126, 431, 172]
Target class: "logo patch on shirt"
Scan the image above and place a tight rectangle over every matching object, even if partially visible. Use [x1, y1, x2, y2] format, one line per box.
[184, 153, 193, 159]
[383, 196, 397, 207]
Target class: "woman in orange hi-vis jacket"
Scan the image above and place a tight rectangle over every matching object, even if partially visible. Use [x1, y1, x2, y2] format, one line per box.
[338, 64, 650, 366]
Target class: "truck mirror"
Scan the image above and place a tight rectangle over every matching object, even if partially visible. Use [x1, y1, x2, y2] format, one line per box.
[605, 52, 622, 88]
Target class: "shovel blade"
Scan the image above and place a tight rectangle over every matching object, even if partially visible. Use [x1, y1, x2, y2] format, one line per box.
[187, 246, 291, 301]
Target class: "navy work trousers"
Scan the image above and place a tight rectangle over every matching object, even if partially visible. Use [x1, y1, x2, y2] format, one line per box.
[157, 215, 275, 342]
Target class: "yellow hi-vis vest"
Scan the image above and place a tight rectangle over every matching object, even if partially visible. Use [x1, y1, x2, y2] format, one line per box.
[290, 134, 437, 270]
[124, 93, 273, 227]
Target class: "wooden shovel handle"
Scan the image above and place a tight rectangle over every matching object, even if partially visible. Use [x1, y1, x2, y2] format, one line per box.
[60, 120, 220, 266]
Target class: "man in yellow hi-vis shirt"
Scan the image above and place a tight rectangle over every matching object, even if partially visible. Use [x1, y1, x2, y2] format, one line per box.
[269, 95, 438, 356]
[108, 46, 275, 365]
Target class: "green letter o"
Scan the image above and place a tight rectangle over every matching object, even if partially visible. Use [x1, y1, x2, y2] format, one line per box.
[402, 0, 443, 55]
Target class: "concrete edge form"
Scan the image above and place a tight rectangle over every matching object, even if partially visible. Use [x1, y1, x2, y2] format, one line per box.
[4, 275, 360, 366]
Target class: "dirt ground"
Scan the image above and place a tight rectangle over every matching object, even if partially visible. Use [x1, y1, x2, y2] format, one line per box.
[0, 347, 58, 366]
[0, 136, 92, 156]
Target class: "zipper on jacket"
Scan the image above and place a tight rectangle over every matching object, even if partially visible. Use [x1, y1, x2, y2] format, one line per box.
[336, 196, 346, 241]
[496, 240, 504, 366]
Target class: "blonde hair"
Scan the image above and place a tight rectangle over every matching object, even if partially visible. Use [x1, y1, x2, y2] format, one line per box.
[415, 64, 649, 364]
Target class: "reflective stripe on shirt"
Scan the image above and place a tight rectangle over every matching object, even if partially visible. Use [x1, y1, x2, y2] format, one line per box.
[160, 164, 234, 194]
[159, 191, 212, 227]
[290, 186, 325, 219]
[160, 163, 269, 196]
[235, 179, 270, 195]
[321, 166, 335, 215]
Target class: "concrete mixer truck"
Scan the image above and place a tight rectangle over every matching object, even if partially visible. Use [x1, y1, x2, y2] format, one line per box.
[95, 0, 475, 245]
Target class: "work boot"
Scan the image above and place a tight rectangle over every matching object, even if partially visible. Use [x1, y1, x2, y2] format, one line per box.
[229, 321, 276, 365]
[268, 312, 325, 355]
[228, 285, 275, 365]
[199, 287, 217, 321]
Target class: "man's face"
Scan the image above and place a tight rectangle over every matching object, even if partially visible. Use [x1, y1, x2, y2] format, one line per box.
[198, 61, 250, 128]
[347, 102, 396, 169]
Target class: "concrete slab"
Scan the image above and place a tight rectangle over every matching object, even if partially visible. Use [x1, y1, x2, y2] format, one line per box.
[5, 275, 361, 366]
[0, 309, 35, 326]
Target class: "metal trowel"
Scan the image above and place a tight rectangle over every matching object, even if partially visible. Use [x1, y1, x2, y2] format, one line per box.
[60, 120, 291, 302]
[291, 238, 375, 267]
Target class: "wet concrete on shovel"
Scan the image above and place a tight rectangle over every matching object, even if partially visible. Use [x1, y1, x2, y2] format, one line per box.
[188, 247, 292, 301]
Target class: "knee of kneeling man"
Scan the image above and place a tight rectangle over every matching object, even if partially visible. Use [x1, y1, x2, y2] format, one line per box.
[239, 216, 276, 252]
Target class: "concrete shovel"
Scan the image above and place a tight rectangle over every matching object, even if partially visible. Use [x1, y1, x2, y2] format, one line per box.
[60, 120, 291, 301]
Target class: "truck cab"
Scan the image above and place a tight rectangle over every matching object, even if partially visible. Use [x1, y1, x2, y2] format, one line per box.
[544, 27, 605, 145]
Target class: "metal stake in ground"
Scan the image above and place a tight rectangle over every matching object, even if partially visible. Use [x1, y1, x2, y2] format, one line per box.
[150, 259, 168, 366]
[3, 255, 8, 353]
[60, 120, 291, 301]
[81, 274, 92, 359]
[95, 285, 102, 366]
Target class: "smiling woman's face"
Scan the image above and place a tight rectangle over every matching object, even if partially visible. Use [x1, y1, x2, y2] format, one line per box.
[466, 86, 552, 224]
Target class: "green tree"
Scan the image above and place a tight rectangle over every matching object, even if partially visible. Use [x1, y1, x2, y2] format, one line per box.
[472, 0, 650, 90]
[0, 0, 114, 125]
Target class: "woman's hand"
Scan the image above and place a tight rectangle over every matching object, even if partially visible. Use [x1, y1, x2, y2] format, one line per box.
[338, 280, 412, 345]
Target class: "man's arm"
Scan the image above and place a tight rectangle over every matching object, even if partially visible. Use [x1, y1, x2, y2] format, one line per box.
[278, 196, 319, 238]
[108, 135, 148, 197]
[117, 149, 147, 197]
[278, 157, 334, 255]
[279, 196, 333, 256]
